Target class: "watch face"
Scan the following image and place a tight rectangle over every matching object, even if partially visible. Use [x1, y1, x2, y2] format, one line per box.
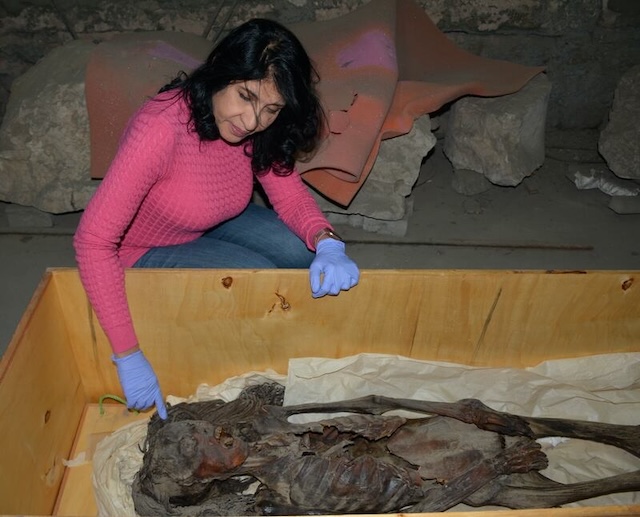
[328, 230, 343, 241]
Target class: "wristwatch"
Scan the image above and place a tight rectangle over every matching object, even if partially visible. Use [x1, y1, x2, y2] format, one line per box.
[313, 227, 343, 247]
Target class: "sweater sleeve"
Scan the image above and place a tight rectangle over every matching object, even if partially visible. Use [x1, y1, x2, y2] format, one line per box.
[73, 106, 174, 354]
[256, 169, 332, 250]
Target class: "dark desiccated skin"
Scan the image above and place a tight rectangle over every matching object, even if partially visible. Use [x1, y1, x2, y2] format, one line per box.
[131, 383, 640, 516]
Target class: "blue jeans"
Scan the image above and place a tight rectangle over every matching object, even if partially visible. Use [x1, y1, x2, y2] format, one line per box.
[133, 204, 315, 269]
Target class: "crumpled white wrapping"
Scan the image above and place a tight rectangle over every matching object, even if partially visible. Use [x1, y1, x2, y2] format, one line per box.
[93, 354, 640, 516]
[571, 168, 640, 196]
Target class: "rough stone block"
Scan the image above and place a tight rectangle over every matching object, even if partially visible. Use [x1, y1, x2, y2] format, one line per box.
[443, 73, 551, 187]
[0, 40, 97, 214]
[312, 115, 436, 236]
[599, 64, 640, 181]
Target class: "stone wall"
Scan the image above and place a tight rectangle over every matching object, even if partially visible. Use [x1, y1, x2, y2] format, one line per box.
[1, 0, 639, 130]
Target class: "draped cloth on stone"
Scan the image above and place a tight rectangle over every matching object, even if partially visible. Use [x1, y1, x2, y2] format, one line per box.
[85, 0, 545, 207]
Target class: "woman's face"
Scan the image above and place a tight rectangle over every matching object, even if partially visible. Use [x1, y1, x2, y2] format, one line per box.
[212, 78, 285, 144]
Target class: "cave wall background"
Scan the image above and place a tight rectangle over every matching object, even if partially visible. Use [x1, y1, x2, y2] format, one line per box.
[0, 0, 639, 130]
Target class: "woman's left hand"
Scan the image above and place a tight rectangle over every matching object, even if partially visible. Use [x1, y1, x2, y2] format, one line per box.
[309, 239, 360, 298]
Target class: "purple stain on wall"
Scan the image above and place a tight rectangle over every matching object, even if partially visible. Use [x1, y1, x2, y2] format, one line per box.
[147, 41, 203, 69]
[336, 30, 397, 71]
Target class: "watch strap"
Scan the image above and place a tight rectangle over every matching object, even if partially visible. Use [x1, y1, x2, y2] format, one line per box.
[313, 227, 343, 247]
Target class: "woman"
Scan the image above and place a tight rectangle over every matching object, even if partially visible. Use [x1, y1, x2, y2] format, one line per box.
[74, 18, 359, 419]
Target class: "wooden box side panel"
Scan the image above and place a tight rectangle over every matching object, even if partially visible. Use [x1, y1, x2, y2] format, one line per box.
[409, 270, 640, 365]
[0, 271, 86, 516]
[51, 269, 640, 401]
[52, 269, 121, 399]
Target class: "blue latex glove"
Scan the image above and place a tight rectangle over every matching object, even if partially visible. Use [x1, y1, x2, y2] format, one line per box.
[112, 350, 168, 419]
[309, 238, 360, 298]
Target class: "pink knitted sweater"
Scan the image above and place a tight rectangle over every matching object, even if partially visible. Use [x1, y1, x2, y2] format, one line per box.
[74, 92, 330, 354]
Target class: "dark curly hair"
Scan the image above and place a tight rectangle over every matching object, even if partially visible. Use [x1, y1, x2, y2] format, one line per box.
[159, 18, 323, 176]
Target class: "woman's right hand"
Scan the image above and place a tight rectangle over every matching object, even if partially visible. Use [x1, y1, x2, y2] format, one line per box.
[112, 349, 168, 419]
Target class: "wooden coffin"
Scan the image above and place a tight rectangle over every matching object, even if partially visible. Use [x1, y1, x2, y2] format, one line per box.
[0, 268, 638, 516]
